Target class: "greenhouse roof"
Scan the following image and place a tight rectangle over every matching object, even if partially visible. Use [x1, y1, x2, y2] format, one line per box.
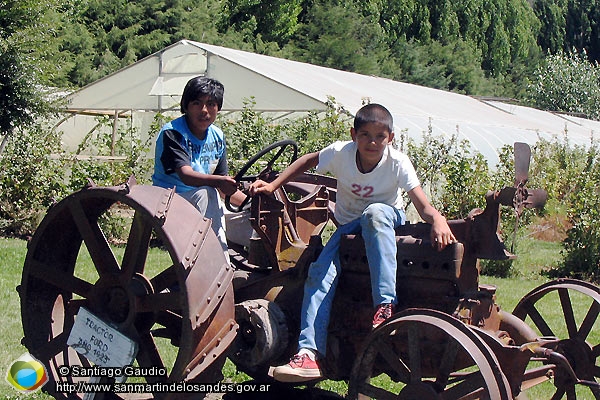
[63, 40, 599, 166]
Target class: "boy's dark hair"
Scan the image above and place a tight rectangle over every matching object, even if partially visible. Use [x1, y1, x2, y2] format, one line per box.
[354, 103, 393, 133]
[180, 76, 225, 113]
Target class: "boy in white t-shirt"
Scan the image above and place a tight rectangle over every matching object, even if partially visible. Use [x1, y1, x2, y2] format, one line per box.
[249, 103, 456, 382]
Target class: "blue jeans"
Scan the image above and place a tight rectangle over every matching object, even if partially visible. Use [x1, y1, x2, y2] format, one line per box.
[297, 203, 406, 356]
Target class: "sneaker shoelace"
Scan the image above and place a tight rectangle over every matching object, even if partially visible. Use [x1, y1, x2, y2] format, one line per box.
[376, 304, 393, 320]
[291, 354, 307, 367]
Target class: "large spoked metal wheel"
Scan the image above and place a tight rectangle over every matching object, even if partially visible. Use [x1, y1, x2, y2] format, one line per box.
[348, 308, 512, 400]
[513, 278, 600, 399]
[19, 178, 237, 399]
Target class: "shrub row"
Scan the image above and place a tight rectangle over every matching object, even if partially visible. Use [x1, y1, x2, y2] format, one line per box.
[1, 102, 598, 280]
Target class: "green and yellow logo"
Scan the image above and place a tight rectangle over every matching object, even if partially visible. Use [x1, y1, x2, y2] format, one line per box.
[6, 353, 49, 393]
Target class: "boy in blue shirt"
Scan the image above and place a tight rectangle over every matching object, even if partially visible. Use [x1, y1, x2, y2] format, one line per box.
[153, 76, 243, 252]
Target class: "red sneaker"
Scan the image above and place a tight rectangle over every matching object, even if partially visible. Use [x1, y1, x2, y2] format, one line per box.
[372, 303, 395, 328]
[272, 353, 323, 382]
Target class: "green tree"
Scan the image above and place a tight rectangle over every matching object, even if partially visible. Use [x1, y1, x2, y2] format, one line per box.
[362, 0, 430, 45]
[219, 0, 302, 46]
[359, 0, 539, 76]
[0, 0, 65, 153]
[535, 0, 600, 63]
[565, 0, 600, 62]
[289, 0, 388, 76]
[429, 0, 460, 42]
[54, 0, 234, 87]
[534, 0, 567, 55]
[388, 39, 504, 95]
[56, 0, 174, 86]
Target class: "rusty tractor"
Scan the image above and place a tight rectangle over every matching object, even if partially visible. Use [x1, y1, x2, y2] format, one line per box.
[20, 140, 600, 399]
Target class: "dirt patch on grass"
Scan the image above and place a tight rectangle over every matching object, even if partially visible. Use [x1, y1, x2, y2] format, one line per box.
[528, 214, 572, 242]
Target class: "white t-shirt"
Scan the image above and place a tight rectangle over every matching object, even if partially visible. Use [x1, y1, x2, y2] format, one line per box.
[316, 141, 420, 225]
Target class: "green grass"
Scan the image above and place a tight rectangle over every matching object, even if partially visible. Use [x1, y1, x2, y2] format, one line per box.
[510, 235, 566, 277]
[1, 236, 597, 399]
[1, 238, 51, 399]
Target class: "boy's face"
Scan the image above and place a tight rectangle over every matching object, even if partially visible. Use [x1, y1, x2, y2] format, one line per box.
[184, 95, 219, 138]
[351, 121, 394, 163]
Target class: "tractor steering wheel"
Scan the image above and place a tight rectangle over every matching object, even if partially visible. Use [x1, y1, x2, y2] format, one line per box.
[225, 140, 298, 213]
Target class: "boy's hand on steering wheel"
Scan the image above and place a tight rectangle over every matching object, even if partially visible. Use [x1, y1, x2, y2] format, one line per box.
[249, 180, 275, 196]
[218, 175, 239, 196]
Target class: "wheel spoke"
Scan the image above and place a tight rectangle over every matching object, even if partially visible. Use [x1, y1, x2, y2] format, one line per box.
[76, 351, 93, 368]
[551, 386, 566, 400]
[28, 259, 94, 298]
[591, 384, 600, 400]
[523, 301, 555, 337]
[135, 333, 165, 383]
[456, 388, 486, 400]
[69, 199, 120, 276]
[39, 331, 70, 360]
[559, 288, 578, 338]
[578, 301, 600, 340]
[377, 337, 411, 382]
[441, 371, 485, 399]
[136, 291, 183, 313]
[351, 343, 379, 396]
[156, 310, 182, 328]
[150, 265, 178, 293]
[120, 210, 152, 281]
[437, 337, 460, 387]
[153, 311, 182, 341]
[407, 324, 422, 382]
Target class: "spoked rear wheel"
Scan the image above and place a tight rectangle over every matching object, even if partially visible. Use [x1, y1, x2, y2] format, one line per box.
[19, 179, 237, 399]
[348, 308, 511, 400]
[513, 278, 600, 399]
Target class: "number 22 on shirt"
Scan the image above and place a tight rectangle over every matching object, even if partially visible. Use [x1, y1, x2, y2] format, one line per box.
[351, 184, 374, 198]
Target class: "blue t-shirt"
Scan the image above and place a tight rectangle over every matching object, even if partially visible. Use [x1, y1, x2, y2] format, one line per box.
[152, 116, 228, 193]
